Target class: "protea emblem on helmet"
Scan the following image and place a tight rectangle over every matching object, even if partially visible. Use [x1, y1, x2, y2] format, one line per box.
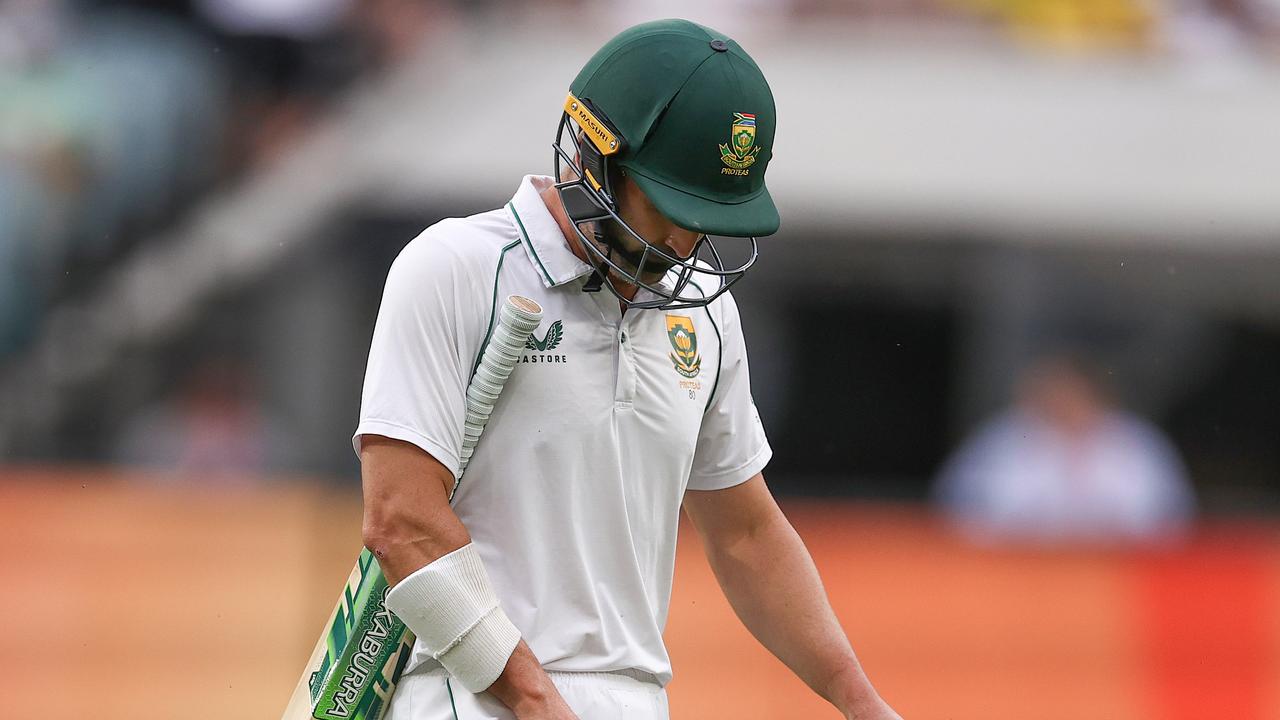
[666, 315, 701, 378]
[719, 112, 760, 172]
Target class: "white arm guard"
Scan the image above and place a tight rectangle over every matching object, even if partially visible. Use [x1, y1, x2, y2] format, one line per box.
[384, 543, 521, 692]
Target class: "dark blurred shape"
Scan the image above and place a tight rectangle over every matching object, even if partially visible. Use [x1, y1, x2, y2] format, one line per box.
[764, 296, 955, 499]
[1166, 321, 1280, 514]
[934, 352, 1196, 543]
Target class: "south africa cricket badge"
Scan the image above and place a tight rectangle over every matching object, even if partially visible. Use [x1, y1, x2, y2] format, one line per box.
[719, 112, 760, 174]
[666, 314, 701, 378]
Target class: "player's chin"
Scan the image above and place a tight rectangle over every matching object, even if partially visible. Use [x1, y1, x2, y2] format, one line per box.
[637, 261, 675, 284]
[630, 272, 665, 289]
[609, 262, 671, 289]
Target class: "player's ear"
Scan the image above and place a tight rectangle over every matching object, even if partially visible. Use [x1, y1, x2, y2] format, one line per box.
[559, 156, 579, 183]
[610, 168, 645, 216]
[608, 161, 628, 197]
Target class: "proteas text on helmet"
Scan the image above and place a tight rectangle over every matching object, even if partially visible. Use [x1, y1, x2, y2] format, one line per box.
[719, 113, 760, 174]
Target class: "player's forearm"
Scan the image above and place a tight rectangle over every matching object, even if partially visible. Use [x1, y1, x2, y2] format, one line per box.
[701, 511, 886, 715]
[362, 439, 572, 715]
[360, 436, 472, 584]
[363, 507, 472, 586]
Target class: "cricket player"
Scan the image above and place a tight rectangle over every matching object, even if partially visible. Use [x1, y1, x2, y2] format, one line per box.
[355, 19, 903, 720]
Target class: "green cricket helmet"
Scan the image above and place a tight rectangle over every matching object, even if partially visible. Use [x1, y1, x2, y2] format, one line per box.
[554, 18, 779, 310]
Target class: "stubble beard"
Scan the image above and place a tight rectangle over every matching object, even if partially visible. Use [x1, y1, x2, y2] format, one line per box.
[595, 220, 676, 283]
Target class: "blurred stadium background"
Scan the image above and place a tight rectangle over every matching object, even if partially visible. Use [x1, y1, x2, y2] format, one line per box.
[2, 0, 1280, 718]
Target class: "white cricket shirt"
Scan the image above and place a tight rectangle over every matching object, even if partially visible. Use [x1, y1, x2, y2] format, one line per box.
[354, 175, 771, 685]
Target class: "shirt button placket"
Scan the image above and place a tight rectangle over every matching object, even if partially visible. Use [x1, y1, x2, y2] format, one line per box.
[615, 327, 636, 408]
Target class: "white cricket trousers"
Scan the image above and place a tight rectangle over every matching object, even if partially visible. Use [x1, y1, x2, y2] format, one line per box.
[384, 667, 670, 720]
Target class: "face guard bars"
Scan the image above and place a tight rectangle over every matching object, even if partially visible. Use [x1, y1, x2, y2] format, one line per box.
[553, 93, 758, 311]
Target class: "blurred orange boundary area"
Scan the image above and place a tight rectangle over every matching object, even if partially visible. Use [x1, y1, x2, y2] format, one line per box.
[2, 469, 1279, 720]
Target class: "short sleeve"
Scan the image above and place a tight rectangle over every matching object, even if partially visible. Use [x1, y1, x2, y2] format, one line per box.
[687, 292, 772, 491]
[353, 230, 487, 479]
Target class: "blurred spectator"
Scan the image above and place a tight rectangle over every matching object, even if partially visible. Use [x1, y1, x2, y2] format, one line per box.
[0, 0, 85, 354]
[112, 355, 282, 477]
[934, 353, 1196, 543]
[0, 0, 442, 360]
[1159, 0, 1280, 66]
[0, 0, 228, 354]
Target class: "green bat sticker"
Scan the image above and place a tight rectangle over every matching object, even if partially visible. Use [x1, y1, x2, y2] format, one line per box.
[309, 549, 415, 720]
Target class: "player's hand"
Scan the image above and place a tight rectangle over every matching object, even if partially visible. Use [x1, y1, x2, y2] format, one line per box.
[842, 697, 903, 720]
[511, 693, 580, 720]
[488, 641, 580, 719]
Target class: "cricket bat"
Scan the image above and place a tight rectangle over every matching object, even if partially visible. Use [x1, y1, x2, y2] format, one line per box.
[282, 295, 544, 719]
